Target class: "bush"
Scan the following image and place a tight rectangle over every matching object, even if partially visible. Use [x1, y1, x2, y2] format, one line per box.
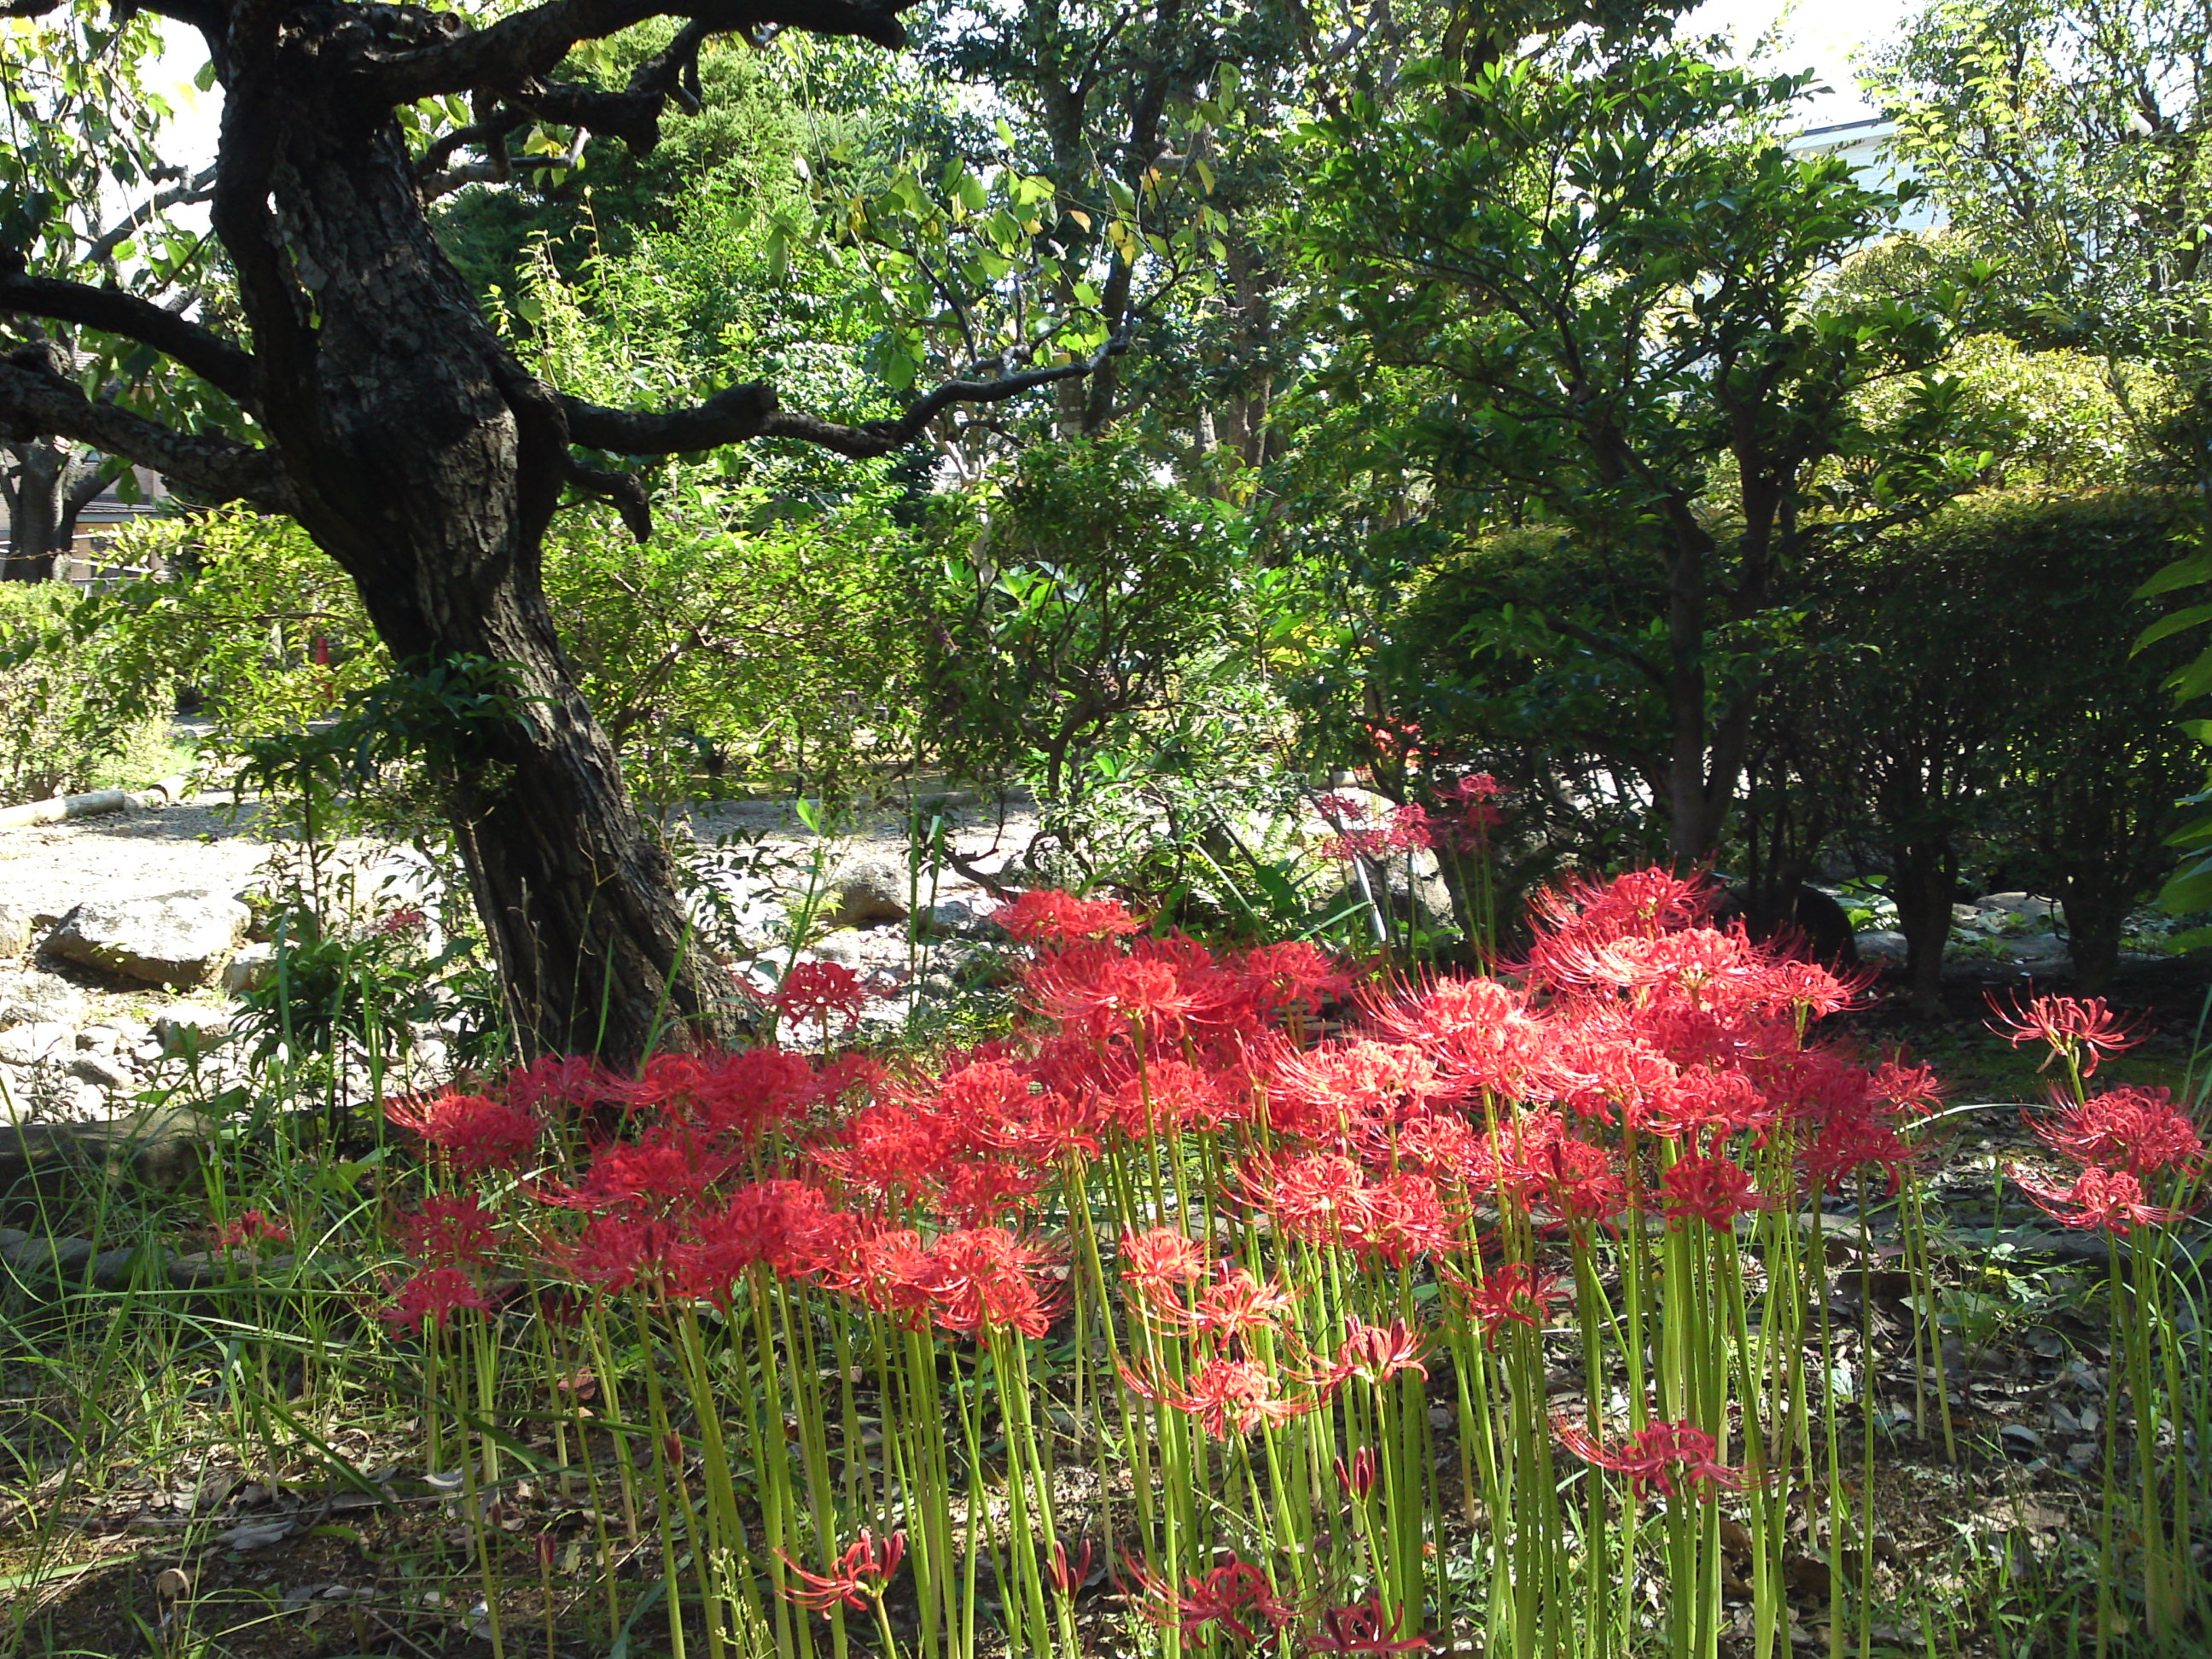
[0, 582, 175, 806]
[1800, 487, 2203, 995]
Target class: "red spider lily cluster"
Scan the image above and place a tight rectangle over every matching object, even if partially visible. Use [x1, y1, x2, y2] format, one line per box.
[368, 868, 2008, 1652]
[1989, 992, 2202, 1235]
[1315, 775, 1503, 863]
[212, 1208, 288, 1250]
[2000, 1074, 2203, 1236]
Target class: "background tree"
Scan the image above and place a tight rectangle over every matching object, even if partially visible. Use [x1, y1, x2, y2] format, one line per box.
[0, 0, 1109, 1064]
[0, 3, 218, 581]
[1297, 36, 1986, 865]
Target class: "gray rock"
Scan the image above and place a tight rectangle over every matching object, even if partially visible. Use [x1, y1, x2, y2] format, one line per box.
[828, 852, 912, 926]
[810, 928, 873, 968]
[221, 942, 278, 996]
[2003, 935, 2070, 966]
[1982, 892, 2061, 920]
[0, 1022, 78, 1067]
[1854, 930, 1910, 958]
[67, 1053, 130, 1091]
[45, 889, 250, 988]
[913, 897, 1007, 940]
[0, 1232, 93, 1278]
[0, 969, 88, 1030]
[154, 1004, 233, 1051]
[0, 904, 31, 962]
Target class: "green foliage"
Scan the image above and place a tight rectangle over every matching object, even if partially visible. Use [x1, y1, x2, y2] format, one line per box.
[0, 580, 170, 806]
[544, 486, 914, 801]
[1792, 488, 2202, 987]
[911, 438, 1245, 804]
[1291, 38, 1989, 856]
[82, 508, 391, 751]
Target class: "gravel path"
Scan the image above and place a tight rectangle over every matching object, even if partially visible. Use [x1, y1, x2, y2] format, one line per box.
[0, 797, 276, 922]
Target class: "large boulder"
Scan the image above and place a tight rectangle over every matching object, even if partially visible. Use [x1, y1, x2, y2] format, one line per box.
[45, 889, 252, 989]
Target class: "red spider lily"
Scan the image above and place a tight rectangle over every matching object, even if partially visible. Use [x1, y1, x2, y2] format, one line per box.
[2011, 1165, 2192, 1234]
[1527, 1136, 1632, 1226]
[775, 1529, 905, 1616]
[1124, 1555, 1299, 1645]
[1117, 1227, 1208, 1301]
[2033, 1086, 2204, 1179]
[1799, 1093, 1915, 1196]
[378, 1266, 491, 1336]
[1522, 869, 1717, 992]
[767, 961, 876, 1033]
[666, 1180, 841, 1299]
[1138, 1260, 1294, 1348]
[1637, 1068, 1774, 1143]
[212, 1208, 288, 1250]
[934, 1158, 1052, 1227]
[1306, 1316, 1430, 1394]
[375, 906, 428, 938]
[1551, 1416, 1743, 1499]
[1236, 940, 1353, 1021]
[1263, 1037, 1444, 1134]
[994, 888, 1144, 946]
[1432, 771, 1505, 854]
[1988, 992, 2140, 1077]
[1335, 1445, 1378, 1499]
[1446, 1260, 1566, 1345]
[1033, 952, 1205, 1040]
[501, 1053, 620, 1116]
[1867, 1056, 1945, 1117]
[535, 1121, 737, 1217]
[690, 1045, 824, 1144]
[1121, 1354, 1313, 1437]
[1307, 1593, 1431, 1654]
[614, 1051, 717, 1115]
[1658, 1153, 1769, 1230]
[909, 1227, 1068, 1338]
[1236, 1155, 1456, 1265]
[1048, 1537, 1095, 1597]
[540, 1213, 683, 1294]
[385, 1090, 538, 1174]
[396, 1193, 499, 1267]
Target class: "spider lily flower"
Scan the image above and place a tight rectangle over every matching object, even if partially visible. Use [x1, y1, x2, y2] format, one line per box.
[775, 1529, 905, 1615]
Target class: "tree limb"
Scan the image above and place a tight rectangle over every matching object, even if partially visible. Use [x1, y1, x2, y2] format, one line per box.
[562, 335, 1124, 462]
[83, 165, 219, 267]
[352, 0, 919, 109]
[0, 266, 259, 405]
[561, 380, 780, 454]
[758, 336, 1129, 459]
[0, 346, 292, 511]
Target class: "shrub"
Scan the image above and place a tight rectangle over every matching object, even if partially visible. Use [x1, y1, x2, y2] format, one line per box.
[0, 581, 173, 806]
[1791, 487, 2199, 998]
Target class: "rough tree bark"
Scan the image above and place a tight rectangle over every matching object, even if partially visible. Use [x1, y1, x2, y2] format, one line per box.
[0, 0, 1108, 1064]
[1, 437, 117, 581]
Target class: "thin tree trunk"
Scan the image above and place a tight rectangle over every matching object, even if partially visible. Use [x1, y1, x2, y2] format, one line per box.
[1890, 841, 1956, 1018]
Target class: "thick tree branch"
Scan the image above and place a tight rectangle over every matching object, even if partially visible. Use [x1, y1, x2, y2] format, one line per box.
[0, 266, 259, 405]
[354, 0, 917, 109]
[760, 338, 1129, 459]
[561, 380, 779, 453]
[562, 337, 1125, 462]
[0, 346, 292, 511]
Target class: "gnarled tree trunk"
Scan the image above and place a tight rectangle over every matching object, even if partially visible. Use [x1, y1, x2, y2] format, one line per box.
[0, 0, 1099, 1063]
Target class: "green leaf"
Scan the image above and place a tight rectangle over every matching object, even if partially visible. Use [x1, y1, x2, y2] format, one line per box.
[2134, 602, 2212, 651]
